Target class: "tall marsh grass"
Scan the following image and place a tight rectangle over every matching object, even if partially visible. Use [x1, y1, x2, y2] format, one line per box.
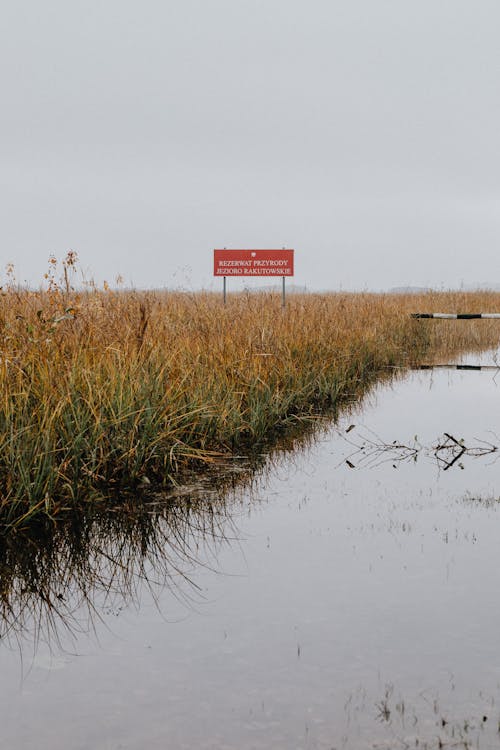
[1, 258, 499, 527]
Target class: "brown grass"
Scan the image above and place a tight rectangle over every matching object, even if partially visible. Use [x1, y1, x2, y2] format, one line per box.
[1, 257, 499, 528]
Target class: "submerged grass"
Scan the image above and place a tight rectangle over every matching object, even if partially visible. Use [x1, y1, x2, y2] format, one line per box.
[1, 260, 500, 528]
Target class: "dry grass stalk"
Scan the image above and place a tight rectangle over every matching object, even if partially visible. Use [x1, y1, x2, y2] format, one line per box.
[1, 255, 499, 527]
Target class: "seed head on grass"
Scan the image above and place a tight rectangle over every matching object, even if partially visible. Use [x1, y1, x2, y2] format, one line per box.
[1, 256, 499, 528]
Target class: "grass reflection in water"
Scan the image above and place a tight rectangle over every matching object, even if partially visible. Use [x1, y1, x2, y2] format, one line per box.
[0, 485, 243, 654]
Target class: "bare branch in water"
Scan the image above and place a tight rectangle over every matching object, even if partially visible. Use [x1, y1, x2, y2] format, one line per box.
[336, 427, 498, 472]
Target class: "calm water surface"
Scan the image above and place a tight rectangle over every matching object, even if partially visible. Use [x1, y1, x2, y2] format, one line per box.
[1, 351, 500, 749]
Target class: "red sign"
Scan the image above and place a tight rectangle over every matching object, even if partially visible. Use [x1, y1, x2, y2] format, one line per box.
[214, 249, 294, 277]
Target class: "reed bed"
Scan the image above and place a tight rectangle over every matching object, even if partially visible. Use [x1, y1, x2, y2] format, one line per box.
[1, 259, 499, 528]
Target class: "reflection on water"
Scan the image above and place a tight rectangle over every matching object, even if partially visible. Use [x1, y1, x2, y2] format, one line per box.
[0, 427, 329, 659]
[0, 482, 257, 655]
[339, 426, 499, 471]
[1, 350, 500, 748]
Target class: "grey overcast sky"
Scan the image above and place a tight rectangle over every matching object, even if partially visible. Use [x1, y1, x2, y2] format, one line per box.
[1, 0, 499, 291]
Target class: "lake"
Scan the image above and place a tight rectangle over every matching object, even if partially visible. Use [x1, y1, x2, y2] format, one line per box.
[1, 348, 500, 749]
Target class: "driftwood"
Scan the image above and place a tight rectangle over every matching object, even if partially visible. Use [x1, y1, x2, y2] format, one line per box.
[338, 426, 498, 471]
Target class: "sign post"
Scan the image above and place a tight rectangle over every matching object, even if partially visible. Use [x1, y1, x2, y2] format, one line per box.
[213, 249, 295, 306]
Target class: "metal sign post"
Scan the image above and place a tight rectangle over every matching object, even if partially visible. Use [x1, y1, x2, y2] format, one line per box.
[282, 276, 286, 308]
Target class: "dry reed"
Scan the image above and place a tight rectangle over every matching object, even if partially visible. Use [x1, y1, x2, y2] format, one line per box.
[1, 256, 499, 528]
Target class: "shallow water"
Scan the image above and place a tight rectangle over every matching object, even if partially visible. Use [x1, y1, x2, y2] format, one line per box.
[1, 350, 500, 749]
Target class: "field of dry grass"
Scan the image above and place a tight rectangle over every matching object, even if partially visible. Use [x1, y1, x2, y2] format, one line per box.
[1, 257, 499, 528]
